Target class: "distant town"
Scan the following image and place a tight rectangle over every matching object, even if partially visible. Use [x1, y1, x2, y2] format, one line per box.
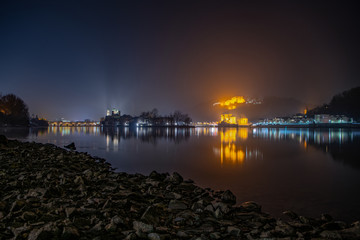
[1, 86, 360, 128]
[44, 106, 357, 129]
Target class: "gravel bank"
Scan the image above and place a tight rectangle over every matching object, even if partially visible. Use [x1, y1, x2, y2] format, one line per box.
[0, 135, 359, 239]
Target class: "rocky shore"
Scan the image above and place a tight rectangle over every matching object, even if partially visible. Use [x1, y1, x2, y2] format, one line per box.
[0, 135, 359, 240]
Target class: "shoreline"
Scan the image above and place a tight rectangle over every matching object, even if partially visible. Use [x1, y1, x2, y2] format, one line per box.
[1, 135, 359, 239]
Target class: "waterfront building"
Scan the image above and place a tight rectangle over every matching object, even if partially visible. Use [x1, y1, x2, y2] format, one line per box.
[238, 117, 248, 125]
[220, 113, 249, 126]
[221, 114, 237, 124]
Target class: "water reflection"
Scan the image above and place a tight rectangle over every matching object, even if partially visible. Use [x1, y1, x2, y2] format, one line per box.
[101, 127, 191, 145]
[194, 127, 218, 136]
[213, 128, 263, 165]
[251, 128, 354, 145]
[0, 127, 30, 138]
[47, 126, 100, 136]
[252, 128, 360, 169]
[3, 126, 360, 169]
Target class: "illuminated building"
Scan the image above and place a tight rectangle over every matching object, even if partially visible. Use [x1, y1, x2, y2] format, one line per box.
[213, 96, 263, 109]
[221, 114, 237, 124]
[314, 114, 353, 124]
[253, 113, 354, 126]
[214, 96, 245, 110]
[220, 114, 249, 126]
[106, 109, 111, 116]
[238, 117, 248, 125]
[112, 108, 120, 116]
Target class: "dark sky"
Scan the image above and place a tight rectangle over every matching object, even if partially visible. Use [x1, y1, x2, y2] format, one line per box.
[1, 0, 359, 120]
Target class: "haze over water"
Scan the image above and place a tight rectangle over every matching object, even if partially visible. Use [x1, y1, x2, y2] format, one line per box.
[2, 127, 360, 222]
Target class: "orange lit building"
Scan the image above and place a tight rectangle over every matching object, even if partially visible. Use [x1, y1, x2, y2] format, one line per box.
[238, 117, 248, 125]
[220, 114, 237, 124]
[220, 114, 249, 126]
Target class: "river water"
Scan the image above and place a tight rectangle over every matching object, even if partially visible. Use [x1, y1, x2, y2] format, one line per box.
[1, 127, 360, 222]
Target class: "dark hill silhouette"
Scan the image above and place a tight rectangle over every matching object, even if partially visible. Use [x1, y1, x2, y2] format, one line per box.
[309, 86, 360, 121]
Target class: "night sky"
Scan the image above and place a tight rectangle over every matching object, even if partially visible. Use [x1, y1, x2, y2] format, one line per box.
[1, 0, 359, 121]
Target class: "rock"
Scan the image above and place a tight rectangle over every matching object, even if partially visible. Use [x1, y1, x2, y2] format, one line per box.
[105, 221, 117, 232]
[191, 200, 203, 212]
[168, 200, 187, 210]
[227, 226, 241, 237]
[274, 220, 294, 236]
[133, 221, 154, 233]
[125, 233, 137, 240]
[164, 192, 182, 199]
[340, 221, 360, 239]
[221, 190, 236, 205]
[204, 204, 214, 212]
[321, 221, 347, 231]
[165, 172, 183, 184]
[74, 175, 84, 185]
[214, 208, 223, 219]
[28, 228, 42, 240]
[173, 217, 185, 225]
[260, 231, 272, 238]
[147, 232, 161, 240]
[11, 225, 31, 239]
[82, 169, 93, 178]
[209, 232, 221, 239]
[62, 226, 80, 239]
[10, 199, 26, 212]
[111, 215, 123, 225]
[149, 171, 166, 181]
[283, 210, 298, 220]
[0, 201, 7, 211]
[213, 202, 230, 214]
[21, 211, 37, 221]
[64, 142, 76, 150]
[141, 206, 161, 225]
[299, 215, 310, 224]
[65, 207, 76, 218]
[240, 201, 261, 212]
[40, 222, 59, 237]
[177, 231, 189, 238]
[199, 223, 215, 233]
[90, 222, 102, 232]
[320, 230, 342, 239]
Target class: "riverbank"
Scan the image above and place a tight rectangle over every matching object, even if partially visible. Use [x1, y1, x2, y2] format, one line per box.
[250, 123, 360, 128]
[0, 135, 359, 239]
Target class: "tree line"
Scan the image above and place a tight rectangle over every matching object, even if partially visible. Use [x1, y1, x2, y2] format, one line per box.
[0, 94, 30, 126]
[140, 108, 192, 125]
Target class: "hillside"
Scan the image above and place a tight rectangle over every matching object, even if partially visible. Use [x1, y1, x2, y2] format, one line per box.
[309, 87, 360, 121]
